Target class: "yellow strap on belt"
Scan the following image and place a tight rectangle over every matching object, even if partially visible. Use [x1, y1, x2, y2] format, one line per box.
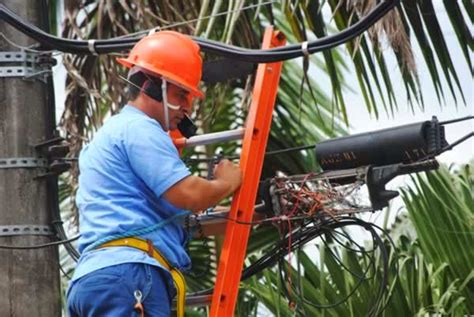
[98, 237, 186, 317]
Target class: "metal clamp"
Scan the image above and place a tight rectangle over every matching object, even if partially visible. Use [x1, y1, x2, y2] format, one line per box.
[0, 50, 54, 82]
[0, 157, 48, 169]
[0, 225, 54, 237]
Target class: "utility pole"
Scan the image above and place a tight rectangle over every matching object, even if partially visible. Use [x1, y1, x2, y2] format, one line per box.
[0, 0, 61, 316]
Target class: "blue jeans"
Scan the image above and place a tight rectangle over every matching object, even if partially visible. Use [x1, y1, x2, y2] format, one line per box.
[67, 263, 176, 317]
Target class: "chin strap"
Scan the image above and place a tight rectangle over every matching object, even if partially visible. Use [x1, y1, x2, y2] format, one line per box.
[161, 78, 182, 131]
[161, 79, 170, 131]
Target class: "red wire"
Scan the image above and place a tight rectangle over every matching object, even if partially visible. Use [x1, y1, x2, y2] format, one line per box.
[286, 216, 293, 304]
[288, 173, 313, 216]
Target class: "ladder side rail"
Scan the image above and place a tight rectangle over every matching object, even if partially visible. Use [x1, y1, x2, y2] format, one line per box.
[209, 27, 286, 317]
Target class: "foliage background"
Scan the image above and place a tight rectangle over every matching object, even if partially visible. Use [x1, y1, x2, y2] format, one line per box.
[50, 0, 473, 315]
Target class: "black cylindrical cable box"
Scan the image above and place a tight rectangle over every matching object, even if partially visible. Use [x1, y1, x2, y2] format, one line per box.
[315, 117, 448, 170]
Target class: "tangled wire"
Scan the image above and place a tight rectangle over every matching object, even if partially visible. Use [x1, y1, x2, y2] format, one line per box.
[268, 172, 369, 219]
[190, 173, 396, 316]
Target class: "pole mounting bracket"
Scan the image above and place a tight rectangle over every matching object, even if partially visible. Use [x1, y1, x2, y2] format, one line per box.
[0, 157, 48, 169]
[0, 225, 55, 237]
[0, 50, 55, 82]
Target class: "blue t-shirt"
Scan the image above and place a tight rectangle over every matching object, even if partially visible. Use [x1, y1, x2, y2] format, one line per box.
[71, 105, 191, 282]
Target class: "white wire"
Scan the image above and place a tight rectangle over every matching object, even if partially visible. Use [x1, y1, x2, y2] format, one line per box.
[1, 0, 277, 57]
[0, 32, 62, 56]
[113, 0, 278, 40]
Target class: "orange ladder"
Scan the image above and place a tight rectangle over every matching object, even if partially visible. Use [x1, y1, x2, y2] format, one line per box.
[173, 26, 285, 316]
[209, 27, 285, 316]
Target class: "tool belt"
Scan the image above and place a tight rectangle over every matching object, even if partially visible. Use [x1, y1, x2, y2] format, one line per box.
[97, 237, 186, 317]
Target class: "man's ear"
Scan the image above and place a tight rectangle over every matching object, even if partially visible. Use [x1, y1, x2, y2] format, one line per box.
[143, 79, 163, 102]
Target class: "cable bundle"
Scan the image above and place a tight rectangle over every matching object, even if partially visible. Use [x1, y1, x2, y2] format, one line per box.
[0, 1, 399, 61]
[189, 215, 394, 316]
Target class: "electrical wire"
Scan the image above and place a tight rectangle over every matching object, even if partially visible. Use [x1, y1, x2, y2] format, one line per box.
[0, 2, 452, 311]
[114, 0, 278, 40]
[52, 219, 80, 261]
[59, 262, 73, 279]
[183, 128, 474, 165]
[0, 0, 400, 62]
[49, 176, 80, 261]
[0, 3, 412, 307]
[261, 218, 389, 315]
[439, 115, 474, 125]
[184, 214, 212, 279]
[0, 235, 80, 250]
[41, 127, 465, 167]
[188, 216, 393, 316]
[183, 143, 317, 164]
[0, 31, 60, 55]
[320, 235, 374, 280]
[436, 132, 473, 155]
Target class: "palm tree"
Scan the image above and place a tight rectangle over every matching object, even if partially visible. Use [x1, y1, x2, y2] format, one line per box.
[53, 0, 472, 315]
[244, 163, 473, 316]
[401, 164, 474, 313]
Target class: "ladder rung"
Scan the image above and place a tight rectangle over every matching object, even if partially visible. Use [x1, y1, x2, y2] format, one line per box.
[174, 128, 245, 148]
[189, 205, 265, 237]
[172, 294, 213, 309]
[185, 294, 213, 307]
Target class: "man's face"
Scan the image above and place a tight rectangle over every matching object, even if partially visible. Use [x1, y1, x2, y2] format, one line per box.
[146, 82, 192, 131]
[165, 84, 192, 131]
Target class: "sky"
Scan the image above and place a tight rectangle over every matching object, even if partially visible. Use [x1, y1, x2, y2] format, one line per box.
[316, 1, 473, 166]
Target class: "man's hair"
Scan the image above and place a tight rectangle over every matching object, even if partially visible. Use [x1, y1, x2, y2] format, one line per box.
[126, 71, 163, 101]
[127, 71, 146, 101]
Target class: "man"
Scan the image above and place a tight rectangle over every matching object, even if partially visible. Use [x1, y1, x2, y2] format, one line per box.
[67, 31, 242, 317]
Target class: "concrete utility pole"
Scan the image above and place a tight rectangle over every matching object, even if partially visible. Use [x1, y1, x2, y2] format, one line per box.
[0, 0, 61, 316]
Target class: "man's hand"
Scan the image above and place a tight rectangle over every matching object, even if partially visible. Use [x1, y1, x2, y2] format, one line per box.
[164, 159, 242, 212]
[213, 159, 242, 193]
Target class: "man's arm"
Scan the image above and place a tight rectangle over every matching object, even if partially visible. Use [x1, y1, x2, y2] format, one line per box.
[164, 159, 242, 212]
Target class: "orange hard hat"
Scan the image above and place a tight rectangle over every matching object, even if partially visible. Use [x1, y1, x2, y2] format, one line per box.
[117, 31, 203, 98]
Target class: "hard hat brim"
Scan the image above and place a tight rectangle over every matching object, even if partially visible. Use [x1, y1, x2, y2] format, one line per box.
[117, 57, 204, 99]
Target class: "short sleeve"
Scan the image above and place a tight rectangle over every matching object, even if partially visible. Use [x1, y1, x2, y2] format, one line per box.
[124, 118, 190, 198]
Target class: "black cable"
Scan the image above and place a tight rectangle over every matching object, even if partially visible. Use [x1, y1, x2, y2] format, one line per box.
[191, 0, 399, 62]
[320, 235, 374, 280]
[184, 123, 472, 165]
[356, 221, 398, 316]
[47, 118, 472, 165]
[263, 144, 316, 157]
[0, 0, 399, 62]
[437, 132, 474, 155]
[184, 215, 212, 279]
[189, 216, 392, 311]
[282, 219, 387, 314]
[202, 210, 311, 226]
[0, 235, 80, 250]
[440, 115, 474, 125]
[273, 220, 378, 310]
[59, 263, 72, 280]
[327, 229, 376, 254]
[191, 217, 362, 280]
[367, 226, 389, 317]
[52, 219, 80, 261]
[183, 143, 317, 164]
[52, 143, 316, 165]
